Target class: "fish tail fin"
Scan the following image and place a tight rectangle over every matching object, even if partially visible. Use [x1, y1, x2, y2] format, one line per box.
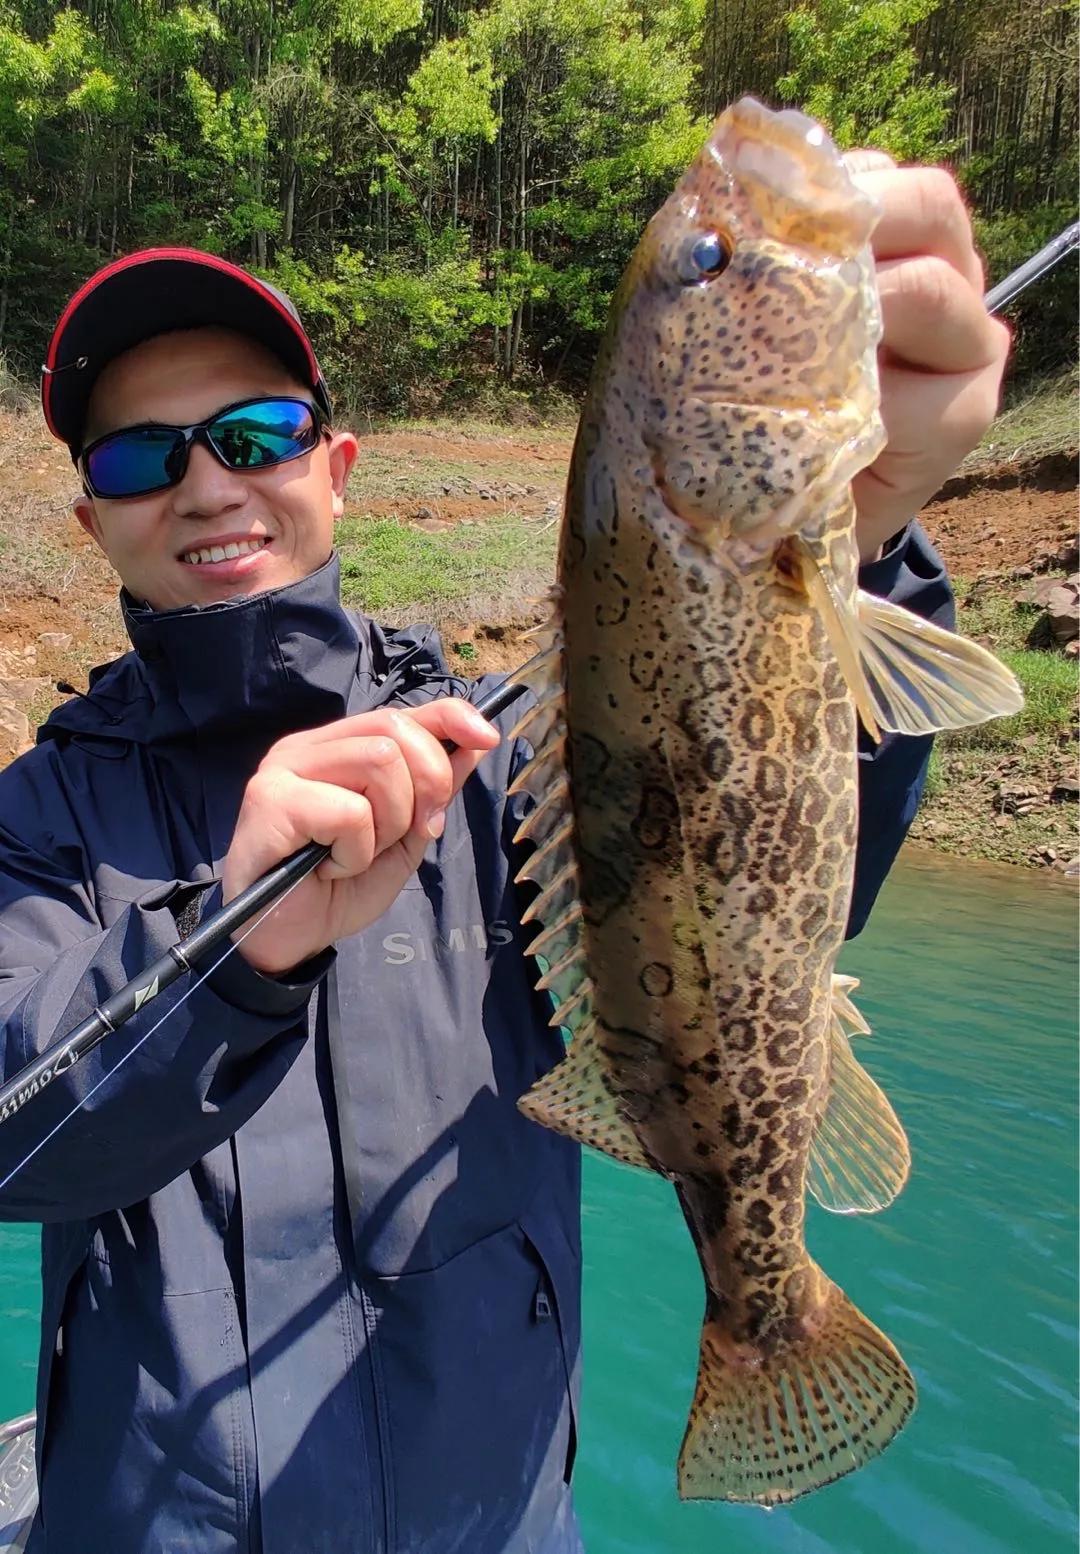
[678, 1275, 916, 1505]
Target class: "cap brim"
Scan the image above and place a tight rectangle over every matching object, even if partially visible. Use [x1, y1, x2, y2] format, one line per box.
[43, 248, 329, 452]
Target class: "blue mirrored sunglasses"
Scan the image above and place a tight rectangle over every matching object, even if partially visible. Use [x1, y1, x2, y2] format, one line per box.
[81, 396, 327, 500]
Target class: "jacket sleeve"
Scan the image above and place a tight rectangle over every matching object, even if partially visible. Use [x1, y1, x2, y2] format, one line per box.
[0, 816, 332, 1223]
[847, 520, 954, 938]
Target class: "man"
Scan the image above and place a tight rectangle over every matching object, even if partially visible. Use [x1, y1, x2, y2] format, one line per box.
[0, 155, 1007, 1553]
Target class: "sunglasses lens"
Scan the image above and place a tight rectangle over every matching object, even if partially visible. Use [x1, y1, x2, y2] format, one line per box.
[210, 400, 318, 469]
[85, 428, 183, 499]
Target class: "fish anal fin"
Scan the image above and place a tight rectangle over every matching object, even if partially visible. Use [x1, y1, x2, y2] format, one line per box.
[677, 1275, 916, 1504]
[518, 1021, 654, 1171]
[808, 976, 909, 1215]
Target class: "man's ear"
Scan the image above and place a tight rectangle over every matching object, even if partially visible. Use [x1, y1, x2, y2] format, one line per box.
[72, 494, 106, 549]
[327, 431, 359, 521]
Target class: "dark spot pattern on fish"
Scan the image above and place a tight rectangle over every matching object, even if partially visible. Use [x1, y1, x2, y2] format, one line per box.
[704, 738, 733, 782]
[739, 1067, 767, 1100]
[641, 962, 674, 997]
[739, 698, 776, 750]
[631, 784, 679, 851]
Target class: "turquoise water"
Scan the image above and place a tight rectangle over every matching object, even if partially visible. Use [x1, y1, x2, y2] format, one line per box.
[0, 851, 1076, 1550]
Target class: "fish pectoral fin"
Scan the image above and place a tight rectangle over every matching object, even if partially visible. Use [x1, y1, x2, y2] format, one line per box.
[852, 588, 1023, 735]
[677, 1275, 916, 1505]
[807, 976, 910, 1215]
[517, 1019, 654, 1172]
[793, 538, 1024, 738]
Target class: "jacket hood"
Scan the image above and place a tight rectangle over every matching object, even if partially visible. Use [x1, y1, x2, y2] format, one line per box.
[38, 553, 461, 748]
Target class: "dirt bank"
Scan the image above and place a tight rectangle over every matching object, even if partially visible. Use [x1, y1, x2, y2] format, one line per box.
[1, 409, 1075, 870]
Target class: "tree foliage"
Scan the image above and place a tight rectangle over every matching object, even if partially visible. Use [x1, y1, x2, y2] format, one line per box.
[0, 0, 1074, 410]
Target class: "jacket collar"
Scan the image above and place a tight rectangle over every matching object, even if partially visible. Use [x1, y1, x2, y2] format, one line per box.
[39, 554, 456, 746]
[121, 553, 368, 734]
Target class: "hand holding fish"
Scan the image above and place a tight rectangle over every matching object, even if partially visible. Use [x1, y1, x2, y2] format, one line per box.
[846, 152, 1012, 560]
[222, 700, 499, 974]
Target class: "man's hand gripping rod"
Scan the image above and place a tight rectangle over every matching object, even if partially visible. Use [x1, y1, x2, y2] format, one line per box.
[0, 669, 531, 1130]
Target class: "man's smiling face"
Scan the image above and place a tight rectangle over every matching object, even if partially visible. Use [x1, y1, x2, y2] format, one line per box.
[73, 327, 358, 611]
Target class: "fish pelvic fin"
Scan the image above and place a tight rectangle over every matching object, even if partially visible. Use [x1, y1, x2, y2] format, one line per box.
[677, 1276, 916, 1505]
[517, 1018, 654, 1172]
[792, 537, 1023, 740]
[807, 974, 910, 1214]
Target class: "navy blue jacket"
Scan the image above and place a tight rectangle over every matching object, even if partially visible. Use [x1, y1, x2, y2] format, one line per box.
[0, 532, 951, 1552]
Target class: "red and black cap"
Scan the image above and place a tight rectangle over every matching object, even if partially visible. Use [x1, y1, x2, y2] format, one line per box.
[42, 247, 333, 459]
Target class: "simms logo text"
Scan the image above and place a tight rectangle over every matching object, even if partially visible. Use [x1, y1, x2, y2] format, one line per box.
[383, 920, 513, 965]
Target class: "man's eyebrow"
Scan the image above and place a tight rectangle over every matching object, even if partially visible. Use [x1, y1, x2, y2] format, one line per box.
[93, 414, 173, 438]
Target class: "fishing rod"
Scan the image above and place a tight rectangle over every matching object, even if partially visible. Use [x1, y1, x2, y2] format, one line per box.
[984, 219, 1080, 314]
[1, 221, 1072, 1143]
[0, 666, 532, 1134]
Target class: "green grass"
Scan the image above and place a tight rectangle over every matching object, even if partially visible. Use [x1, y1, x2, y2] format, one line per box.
[919, 578, 1078, 822]
[953, 578, 1042, 652]
[950, 646, 1078, 751]
[967, 366, 1078, 468]
[335, 512, 557, 619]
[945, 584, 1078, 752]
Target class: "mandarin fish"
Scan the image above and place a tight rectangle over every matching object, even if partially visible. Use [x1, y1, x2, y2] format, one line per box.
[508, 97, 1022, 1505]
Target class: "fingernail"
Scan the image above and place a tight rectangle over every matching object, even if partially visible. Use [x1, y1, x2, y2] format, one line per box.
[427, 808, 446, 840]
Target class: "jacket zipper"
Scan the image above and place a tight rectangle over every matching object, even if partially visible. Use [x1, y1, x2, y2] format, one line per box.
[359, 1283, 394, 1553]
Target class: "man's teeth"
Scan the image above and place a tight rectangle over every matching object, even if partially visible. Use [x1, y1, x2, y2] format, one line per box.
[181, 537, 268, 565]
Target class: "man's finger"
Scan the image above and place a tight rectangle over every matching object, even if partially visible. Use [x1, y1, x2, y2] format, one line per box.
[877, 255, 1009, 374]
[236, 770, 379, 888]
[399, 697, 502, 751]
[268, 696, 498, 757]
[843, 148, 897, 175]
[852, 354, 1007, 552]
[850, 165, 985, 293]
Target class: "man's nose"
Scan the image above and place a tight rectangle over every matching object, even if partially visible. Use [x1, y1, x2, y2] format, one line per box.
[170, 439, 250, 519]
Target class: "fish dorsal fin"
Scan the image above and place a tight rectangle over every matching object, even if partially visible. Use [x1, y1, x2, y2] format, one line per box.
[506, 603, 653, 1171]
[518, 1017, 654, 1171]
[792, 538, 1023, 741]
[506, 602, 594, 1036]
[807, 975, 910, 1215]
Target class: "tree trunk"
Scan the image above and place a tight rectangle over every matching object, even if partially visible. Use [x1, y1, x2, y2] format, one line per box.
[0, 206, 12, 351]
[492, 85, 503, 369]
[283, 161, 297, 248]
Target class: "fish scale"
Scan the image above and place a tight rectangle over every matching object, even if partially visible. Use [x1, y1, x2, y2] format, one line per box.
[507, 97, 1023, 1505]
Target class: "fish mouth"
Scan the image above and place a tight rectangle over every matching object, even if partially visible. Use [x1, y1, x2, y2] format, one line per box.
[707, 98, 850, 198]
[703, 97, 878, 253]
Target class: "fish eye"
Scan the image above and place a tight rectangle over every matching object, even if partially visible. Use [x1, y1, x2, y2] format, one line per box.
[680, 231, 734, 284]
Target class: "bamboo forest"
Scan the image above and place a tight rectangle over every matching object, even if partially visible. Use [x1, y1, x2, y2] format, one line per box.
[0, 0, 1076, 410]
